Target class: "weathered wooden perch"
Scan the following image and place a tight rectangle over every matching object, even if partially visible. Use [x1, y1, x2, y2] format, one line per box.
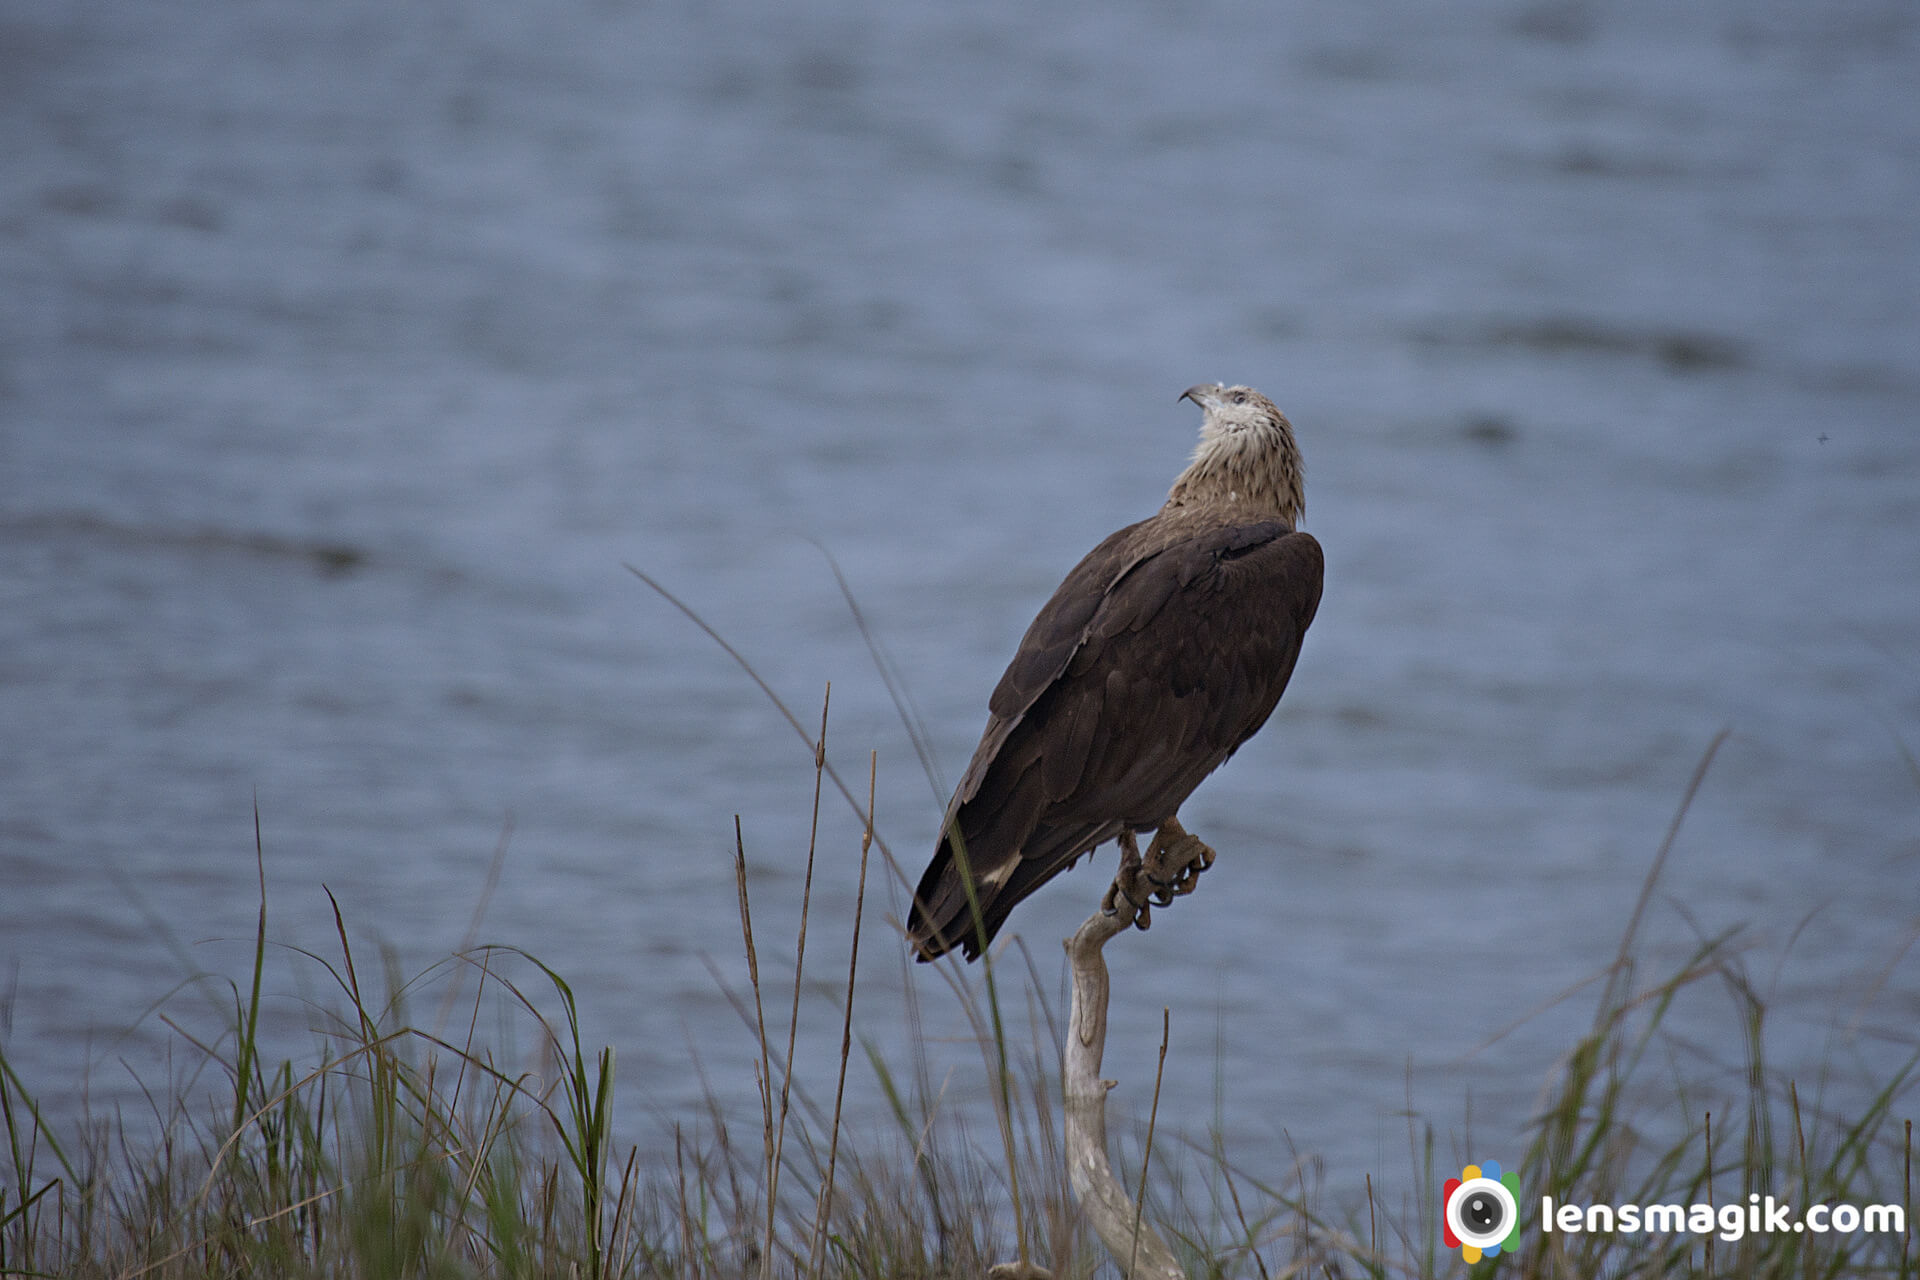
[1058, 898, 1186, 1280]
[989, 823, 1209, 1280]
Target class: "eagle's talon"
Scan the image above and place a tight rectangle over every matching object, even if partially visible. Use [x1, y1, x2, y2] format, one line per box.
[1102, 840, 1153, 922]
[1135, 824, 1217, 912]
[1098, 831, 1154, 922]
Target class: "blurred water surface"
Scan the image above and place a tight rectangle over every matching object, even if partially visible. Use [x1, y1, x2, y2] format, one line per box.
[3, 0, 1917, 1194]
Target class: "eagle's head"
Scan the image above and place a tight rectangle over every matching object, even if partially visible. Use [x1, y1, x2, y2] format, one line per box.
[1169, 382, 1304, 526]
[1180, 382, 1283, 430]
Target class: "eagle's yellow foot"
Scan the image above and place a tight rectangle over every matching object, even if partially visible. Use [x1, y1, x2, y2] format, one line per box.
[1101, 831, 1156, 930]
[1141, 817, 1215, 906]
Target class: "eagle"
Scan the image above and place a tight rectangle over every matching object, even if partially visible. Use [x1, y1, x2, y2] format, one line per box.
[907, 384, 1323, 961]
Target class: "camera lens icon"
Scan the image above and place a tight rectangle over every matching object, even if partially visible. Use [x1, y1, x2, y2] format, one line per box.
[1442, 1161, 1521, 1263]
[1450, 1179, 1512, 1244]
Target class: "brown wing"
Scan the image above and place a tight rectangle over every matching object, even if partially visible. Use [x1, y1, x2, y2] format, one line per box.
[908, 520, 1323, 960]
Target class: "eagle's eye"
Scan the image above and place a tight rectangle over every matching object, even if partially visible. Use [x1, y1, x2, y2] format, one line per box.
[1227, 389, 1249, 404]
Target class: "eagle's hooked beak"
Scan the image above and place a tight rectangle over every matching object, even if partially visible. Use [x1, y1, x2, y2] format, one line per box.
[1180, 383, 1223, 409]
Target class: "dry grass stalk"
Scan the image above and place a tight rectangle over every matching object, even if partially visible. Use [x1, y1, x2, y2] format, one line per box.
[731, 815, 775, 1280]
[809, 750, 876, 1279]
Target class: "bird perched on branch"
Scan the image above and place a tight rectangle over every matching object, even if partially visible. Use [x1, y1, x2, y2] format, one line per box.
[908, 384, 1323, 961]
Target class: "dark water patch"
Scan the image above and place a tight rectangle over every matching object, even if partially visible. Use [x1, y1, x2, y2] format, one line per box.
[1297, 44, 1398, 83]
[1508, 1, 1597, 45]
[789, 48, 862, 96]
[42, 182, 119, 218]
[988, 149, 1040, 195]
[1333, 703, 1389, 730]
[70, 269, 185, 308]
[1412, 315, 1749, 374]
[1462, 414, 1518, 447]
[1548, 143, 1692, 181]
[0, 14, 83, 103]
[153, 195, 222, 233]
[1649, 331, 1746, 372]
[1723, 7, 1917, 61]
[1502, 318, 1655, 358]
[4, 513, 369, 578]
[64, 321, 250, 357]
[1797, 361, 1920, 400]
[0, 819, 57, 845]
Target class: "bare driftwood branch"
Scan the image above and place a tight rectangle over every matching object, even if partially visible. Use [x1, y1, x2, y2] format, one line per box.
[988, 822, 1209, 1280]
[1059, 897, 1186, 1280]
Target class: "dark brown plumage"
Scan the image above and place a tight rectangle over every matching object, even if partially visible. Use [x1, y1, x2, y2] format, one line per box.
[908, 384, 1323, 961]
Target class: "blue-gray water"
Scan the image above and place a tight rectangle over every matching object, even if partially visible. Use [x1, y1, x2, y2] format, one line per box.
[4, 0, 1917, 1198]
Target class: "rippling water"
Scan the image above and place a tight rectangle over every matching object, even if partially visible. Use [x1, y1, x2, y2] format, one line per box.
[3, 0, 1917, 1191]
